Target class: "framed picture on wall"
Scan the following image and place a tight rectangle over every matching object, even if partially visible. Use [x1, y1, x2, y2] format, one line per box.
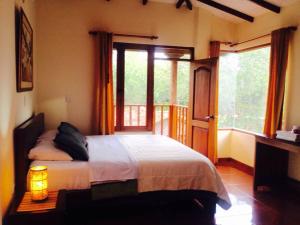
[17, 8, 33, 92]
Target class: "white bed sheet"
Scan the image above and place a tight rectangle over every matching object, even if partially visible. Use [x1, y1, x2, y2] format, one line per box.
[29, 160, 90, 191]
[118, 135, 231, 209]
[87, 135, 138, 183]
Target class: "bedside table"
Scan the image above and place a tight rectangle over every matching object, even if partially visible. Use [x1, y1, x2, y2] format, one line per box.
[7, 191, 66, 225]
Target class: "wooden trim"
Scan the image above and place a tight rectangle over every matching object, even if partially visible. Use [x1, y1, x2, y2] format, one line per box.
[121, 126, 148, 131]
[217, 158, 254, 176]
[146, 48, 154, 131]
[114, 42, 194, 61]
[154, 57, 192, 62]
[191, 120, 209, 128]
[89, 31, 158, 40]
[221, 43, 271, 54]
[197, 0, 254, 22]
[115, 46, 125, 131]
[249, 0, 280, 14]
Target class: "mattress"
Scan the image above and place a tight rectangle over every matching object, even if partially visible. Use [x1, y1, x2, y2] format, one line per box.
[29, 160, 90, 191]
[29, 134, 231, 209]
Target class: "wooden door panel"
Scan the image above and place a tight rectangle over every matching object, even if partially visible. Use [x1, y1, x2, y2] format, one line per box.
[192, 127, 208, 156]
[193, 67, 211, 121]
[188, 57, 218, 163]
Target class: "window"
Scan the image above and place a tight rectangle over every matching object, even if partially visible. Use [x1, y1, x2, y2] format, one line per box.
[218, 47, 270, 133]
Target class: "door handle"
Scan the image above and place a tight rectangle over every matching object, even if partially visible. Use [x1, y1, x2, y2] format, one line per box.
[204, 115, 215, 120]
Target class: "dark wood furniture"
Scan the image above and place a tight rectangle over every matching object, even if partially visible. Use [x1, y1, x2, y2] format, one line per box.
[9, 113, 219, 222]
[7, 191, 66, 225]
[254, 135, 300, 191]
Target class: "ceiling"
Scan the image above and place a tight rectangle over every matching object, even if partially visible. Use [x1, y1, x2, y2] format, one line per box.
[150, 0, 300, 23]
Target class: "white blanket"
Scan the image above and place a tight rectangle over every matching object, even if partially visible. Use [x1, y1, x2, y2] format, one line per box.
[87, 135, 138, 183]
[117, 135, 231, 209]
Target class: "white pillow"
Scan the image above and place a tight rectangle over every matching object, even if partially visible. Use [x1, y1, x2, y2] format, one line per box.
[28, 131, 73, 161]
[37, 130, 57, 142]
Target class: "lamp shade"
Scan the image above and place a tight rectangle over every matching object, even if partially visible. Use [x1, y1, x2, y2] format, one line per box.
[29, 166, 48, 201]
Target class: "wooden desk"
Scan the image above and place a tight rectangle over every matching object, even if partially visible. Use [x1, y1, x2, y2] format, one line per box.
[254, 136, 300, 191]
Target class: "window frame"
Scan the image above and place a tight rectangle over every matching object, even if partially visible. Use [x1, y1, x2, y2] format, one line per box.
[218, 44, 271, 134]
[113, 42, 194, 132]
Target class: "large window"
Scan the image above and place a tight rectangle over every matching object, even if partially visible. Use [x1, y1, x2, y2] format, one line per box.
[218, 47, 270, 133]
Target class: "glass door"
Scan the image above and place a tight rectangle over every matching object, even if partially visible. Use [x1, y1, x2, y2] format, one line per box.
[124, 50, 148, 129]
[114, 43, 154, 131]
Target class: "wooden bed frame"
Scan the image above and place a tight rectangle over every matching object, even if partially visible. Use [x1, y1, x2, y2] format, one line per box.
[13, 113, 218, 220]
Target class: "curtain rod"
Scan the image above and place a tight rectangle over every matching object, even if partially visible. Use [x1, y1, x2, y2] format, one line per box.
[229, 26, 297, 47]
[89, 31, 159, 40]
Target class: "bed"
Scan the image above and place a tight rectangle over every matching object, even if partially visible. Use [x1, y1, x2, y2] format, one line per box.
[14, 113, 231, 220]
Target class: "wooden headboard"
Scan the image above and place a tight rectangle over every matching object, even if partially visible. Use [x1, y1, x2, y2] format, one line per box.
[14, 113, 45, 199]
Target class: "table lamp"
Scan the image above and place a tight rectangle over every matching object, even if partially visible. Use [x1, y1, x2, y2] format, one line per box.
[29, 166, 48, 201]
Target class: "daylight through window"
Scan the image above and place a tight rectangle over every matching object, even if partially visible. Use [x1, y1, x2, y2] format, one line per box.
[218, 47, 271, 133]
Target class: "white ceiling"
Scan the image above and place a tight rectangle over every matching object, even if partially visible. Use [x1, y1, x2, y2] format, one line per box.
[150, 0, 300, 23]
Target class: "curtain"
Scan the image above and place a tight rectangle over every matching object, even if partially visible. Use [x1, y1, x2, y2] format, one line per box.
[93, 32, 115, 135]
[264, 28, 292, 137]
[209, 41, 221, 57]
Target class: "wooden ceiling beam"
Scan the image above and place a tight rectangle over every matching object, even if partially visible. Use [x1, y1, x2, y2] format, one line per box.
[249, 0, 281, 13]
[198, 0, 254, 22]
[176, 0, 193, 10]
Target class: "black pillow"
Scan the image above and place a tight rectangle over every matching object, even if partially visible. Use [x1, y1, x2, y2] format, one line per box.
[58, 122, 79, 133]
[58, 122, 87, 147]
[54, 132, 89, 161]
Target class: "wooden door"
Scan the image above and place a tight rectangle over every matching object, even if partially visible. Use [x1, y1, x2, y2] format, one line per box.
[187, 58, 218, 163]
[114, 43, 154, 132]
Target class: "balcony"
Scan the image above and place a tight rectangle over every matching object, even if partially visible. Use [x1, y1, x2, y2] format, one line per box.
[118, 104, 188, 145]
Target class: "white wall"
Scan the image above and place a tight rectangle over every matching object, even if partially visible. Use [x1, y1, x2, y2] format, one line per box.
[0, 0, 37, 221]
[218, 130, 231, 158]
[218, 130, 255, 167]
[36, 0, 236, 134]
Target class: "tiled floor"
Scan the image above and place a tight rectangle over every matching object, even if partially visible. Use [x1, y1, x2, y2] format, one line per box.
[68, 166, 300, 225]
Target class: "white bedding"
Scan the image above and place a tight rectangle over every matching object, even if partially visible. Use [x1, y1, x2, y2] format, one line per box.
[87, 135, 138, 183]
[29, 134, 231, 209]
[29, 160, 90, 190]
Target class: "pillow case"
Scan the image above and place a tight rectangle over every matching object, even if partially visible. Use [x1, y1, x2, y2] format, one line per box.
[58, 122, 79, 133]
[28, 135, 73, 161]
[37, 130, 57, 142]
[54, 132, 89, 161]
[58, 122, 87, 147]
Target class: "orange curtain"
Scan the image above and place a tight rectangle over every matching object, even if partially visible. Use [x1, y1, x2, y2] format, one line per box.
[264, 28, 292, 137]
[210, 41, 221, 57]
[93, 32, 115, 135]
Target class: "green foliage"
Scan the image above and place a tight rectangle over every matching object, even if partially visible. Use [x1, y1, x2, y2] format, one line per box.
[113, 50, 190, 106]
[177, 62, 190, 106]
[218, 47, 270, 133]
[154, 60, 171, 104]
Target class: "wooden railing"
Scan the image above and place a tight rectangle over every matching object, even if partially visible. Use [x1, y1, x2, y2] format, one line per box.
[153, 104, 188, 145]
[168, 105, 188, 145]
[124, 105, 146, 126]
[116, 104, 188, 145]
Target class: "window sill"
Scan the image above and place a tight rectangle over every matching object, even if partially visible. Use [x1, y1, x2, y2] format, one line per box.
[218, 127, 264, 137]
